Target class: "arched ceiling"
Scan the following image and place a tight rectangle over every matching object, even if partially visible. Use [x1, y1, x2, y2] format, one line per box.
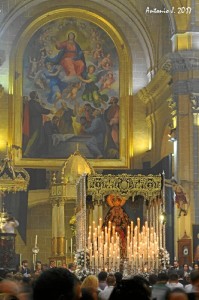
[0, 0, 174, 81]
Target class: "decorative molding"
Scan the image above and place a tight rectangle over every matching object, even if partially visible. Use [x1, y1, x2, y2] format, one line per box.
[87, 173, 162, 201]
[190, 93, 199, 112]
[137, 69, 171, 105]
[159, 53, 199, 74]
[162, 60, 172, 73]
[0, 84, 4, 99]
[173, 80, 190, 95]
[167, 97, 177, 117]
[0, 157, 29, 192]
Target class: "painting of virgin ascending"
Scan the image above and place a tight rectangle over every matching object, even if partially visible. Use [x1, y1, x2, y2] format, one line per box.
[22, 18, 120, 159]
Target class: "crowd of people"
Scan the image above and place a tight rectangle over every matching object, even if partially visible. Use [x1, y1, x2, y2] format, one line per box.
[1, 260, 199, 300]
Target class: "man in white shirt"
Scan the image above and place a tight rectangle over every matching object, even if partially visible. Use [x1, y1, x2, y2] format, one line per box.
[2, 216, 19, 233]
[166, 273, 184, 290]
[99, 274, 116, 300]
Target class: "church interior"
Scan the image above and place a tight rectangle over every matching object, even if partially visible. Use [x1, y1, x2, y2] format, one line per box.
[0, 0, 198, 274]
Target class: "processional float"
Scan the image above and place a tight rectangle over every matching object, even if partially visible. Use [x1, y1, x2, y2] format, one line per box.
[75, 173, 169, 275]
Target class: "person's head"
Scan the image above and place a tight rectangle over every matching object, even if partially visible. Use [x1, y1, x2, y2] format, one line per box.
[84, 103, 93, 112]
[114, 272, 123, 285]
[88, 65, 96, 74]
[106, 274, 116, 287]
[68, 263, 76, 272]
[22, 260, 28, 267]
[190, 270, 199, 293]
[193, 262, 199, 270]
[112, 206, 123, 217]
[46, 61, 55, 70]
[49, 260, 55, 268]
[42, 264, 49, 271]
[40, 48, 47, 56]
[107, 71, 113, 78]
[29, 91, 39, 100]
[185, 273, 190, 283]
[157, 272, 168, 283]
[61, 101, 68, 109]
[177, 269, 184, 279]
[98, 271, 107, 282]
[165, 288, 188, 300]
[173, 260, 179, 269]
[81, 275, 99, 290]
[23, 96, 28, 103]
[52, 116, 59, 125]
[168, 273, 179, 283]
[183, 264, 189, 271]
[109, 276, 151, 300]
[35, 261, 42, 270]
[148, 274, 158, 286]
[33, 268, 81, 300]
[109, 96, 119, 105]
[80, 116, 87, 126]
[92, 109, 101, 118]
[68, 32, 76, 41]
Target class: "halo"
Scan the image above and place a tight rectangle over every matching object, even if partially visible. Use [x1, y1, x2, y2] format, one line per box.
[106, 194, 126, 207]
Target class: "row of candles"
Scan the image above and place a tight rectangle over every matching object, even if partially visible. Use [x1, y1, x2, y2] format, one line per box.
[87, 218, 120, 270]
[126, 218, 159, 270]
[87, 218, 160, 271]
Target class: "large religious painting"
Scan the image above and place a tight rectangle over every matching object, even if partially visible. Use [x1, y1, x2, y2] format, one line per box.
[22, 18, 119, 160]
[12, 9, 131, 168]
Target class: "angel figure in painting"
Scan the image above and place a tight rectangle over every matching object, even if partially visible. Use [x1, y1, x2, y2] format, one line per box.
[78, 64, 108, 108]
[100, 71, 115, 91]
[103, 194, 130, 257]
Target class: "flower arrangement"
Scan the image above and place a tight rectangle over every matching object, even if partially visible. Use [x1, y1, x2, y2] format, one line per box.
[75, 249, 90, 269]
[159, 248, 170, 269]
[75, 267, 91, 281]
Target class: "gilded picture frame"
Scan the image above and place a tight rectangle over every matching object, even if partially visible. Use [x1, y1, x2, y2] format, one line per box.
[10, 8, 132, 168]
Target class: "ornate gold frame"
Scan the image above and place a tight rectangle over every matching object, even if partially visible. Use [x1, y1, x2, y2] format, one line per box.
[10, 8, 132, 168]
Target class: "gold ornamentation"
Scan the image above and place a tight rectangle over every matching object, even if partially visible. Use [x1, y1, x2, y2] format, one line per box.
[0, 157, 29, 192]
[106, 194, 126, 207]
[69, 215, 76, 237]
[87, 173, 162, 201]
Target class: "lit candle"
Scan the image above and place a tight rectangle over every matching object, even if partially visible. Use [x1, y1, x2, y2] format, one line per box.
[137, 218, 140, 236]
[65, 239, 68, 254]
[92, 255, 95, 268]
[35, 235, 38, 247]
[112, 226, 115, 239]
[71, 238, 73, 254]
[108, 221, 111, 229]
[93, 221, 95, 231]
[131, 221, 134, 241]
